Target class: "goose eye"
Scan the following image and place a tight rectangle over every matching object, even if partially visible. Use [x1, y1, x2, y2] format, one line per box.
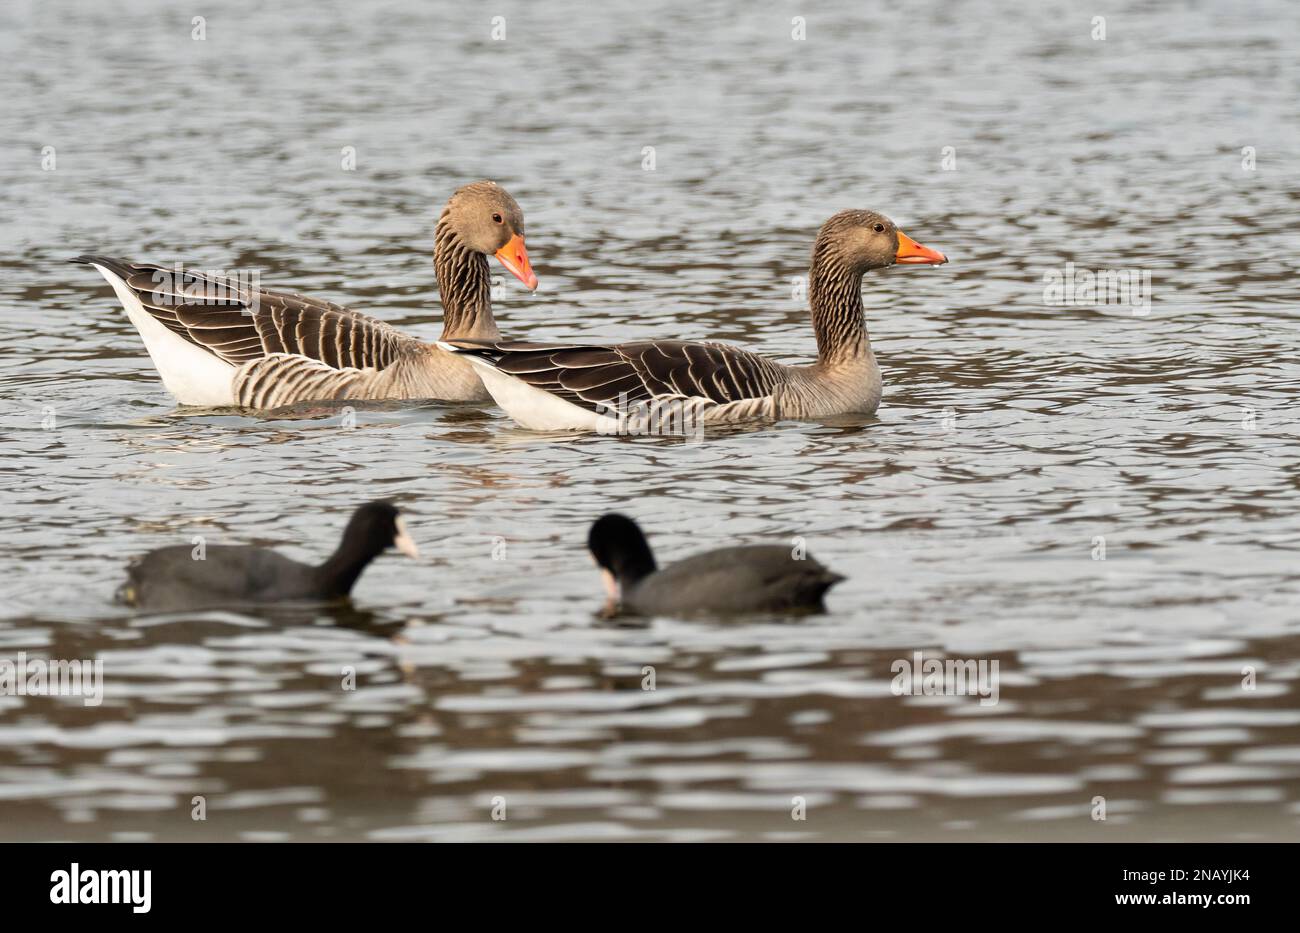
[873, 223, 885, 233]
[491, 212, 504, 224]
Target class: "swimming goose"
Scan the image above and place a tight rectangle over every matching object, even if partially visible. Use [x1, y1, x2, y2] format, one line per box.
[441, 210, 945, 432]
[118, 501, 419, 611]
[588, 513, 844, 616]
[72, 181, 538, 408]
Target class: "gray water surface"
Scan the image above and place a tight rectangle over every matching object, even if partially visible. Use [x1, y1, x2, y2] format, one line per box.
[1, 0, 1299, 840]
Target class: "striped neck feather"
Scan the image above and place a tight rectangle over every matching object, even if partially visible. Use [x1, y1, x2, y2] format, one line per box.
[808, 247, 868, 364]
[434, 220, 498, 340]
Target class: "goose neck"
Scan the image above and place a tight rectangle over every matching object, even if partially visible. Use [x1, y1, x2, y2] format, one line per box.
[434, 221, 498, 340]
[808, 252, 868, 363]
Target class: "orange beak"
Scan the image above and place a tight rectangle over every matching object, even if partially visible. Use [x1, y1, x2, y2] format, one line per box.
[894, 230, 948, 265]
[494, 233, 538, 290]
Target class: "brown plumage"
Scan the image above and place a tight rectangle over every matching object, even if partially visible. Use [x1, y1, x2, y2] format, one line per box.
[71, 181, 538, 408]
[445, 209, 947, 432]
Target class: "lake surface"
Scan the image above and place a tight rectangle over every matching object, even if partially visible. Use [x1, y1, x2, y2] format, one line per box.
[1, 0, 1298, 840]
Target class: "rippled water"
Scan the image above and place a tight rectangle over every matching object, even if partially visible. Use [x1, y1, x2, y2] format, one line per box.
[1, 0, 1299, 840]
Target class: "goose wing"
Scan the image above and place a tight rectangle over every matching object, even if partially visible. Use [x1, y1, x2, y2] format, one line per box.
[447, 339, 788, 413]
[73, 255, 419, 370]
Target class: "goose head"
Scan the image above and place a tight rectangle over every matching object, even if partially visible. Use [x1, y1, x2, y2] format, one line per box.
[439, 180, 538, 289]
[814, 210, 947, 273]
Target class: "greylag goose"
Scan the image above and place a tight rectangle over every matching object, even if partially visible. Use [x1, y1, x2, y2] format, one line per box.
[441, 210, 945, 432]
[118, 501, 419, 611]
[72, 181, 538, 408]
[588, 513, 844, 616]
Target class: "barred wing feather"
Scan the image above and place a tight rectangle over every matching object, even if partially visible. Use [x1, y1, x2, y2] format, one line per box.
[71, 255, 417, 371]
[450, 339, 787, 415]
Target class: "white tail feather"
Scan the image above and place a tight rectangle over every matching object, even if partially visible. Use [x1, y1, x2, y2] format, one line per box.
[92, 263, 236, 406]
[437, 342, 613, 431]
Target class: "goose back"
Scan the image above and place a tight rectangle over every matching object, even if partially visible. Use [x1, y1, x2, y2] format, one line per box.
[447, 338, 795, 430]
[72, 256, 416, 370]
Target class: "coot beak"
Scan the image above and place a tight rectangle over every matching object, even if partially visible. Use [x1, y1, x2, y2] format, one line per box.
[894, 230, 948, 265]
[393, 517, 420, 559]
[495, 233, 539, 290]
